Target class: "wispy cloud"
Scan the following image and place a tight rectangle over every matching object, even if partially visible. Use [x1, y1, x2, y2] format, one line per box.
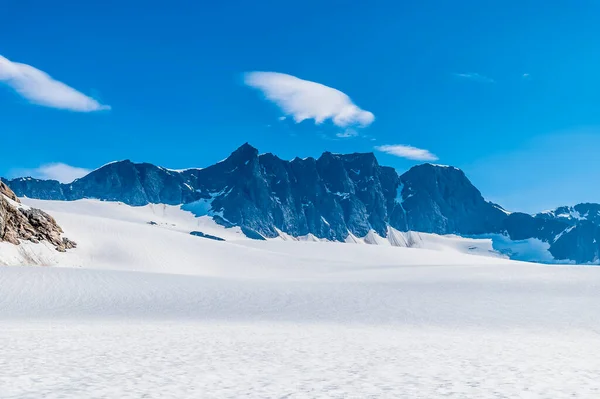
[0, 55, 110, 112]
[336, 129, 359, 139]
[454, 72, 495, 84]
[12, 163, 91, 183]
[244, 71, 374, 128]
[375, 144, 438, 161]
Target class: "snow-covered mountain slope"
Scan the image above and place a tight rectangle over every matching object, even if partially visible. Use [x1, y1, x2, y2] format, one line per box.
[1, 198, 507, 271]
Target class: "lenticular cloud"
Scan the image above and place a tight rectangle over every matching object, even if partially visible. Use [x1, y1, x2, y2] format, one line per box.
[375, 144, 438, 161]
[245, 71, 374, 128]
[0, 55, 110, 112]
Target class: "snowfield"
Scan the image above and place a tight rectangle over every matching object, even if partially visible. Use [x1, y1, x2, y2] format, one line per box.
[2, 322, 600, 399]
[1, 199, 600, 398]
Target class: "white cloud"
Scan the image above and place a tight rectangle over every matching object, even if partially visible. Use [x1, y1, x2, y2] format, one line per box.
[375, 144, 438, 161]
[336, 129, 359, 138]
[13, 163, 91, 183]
[244, 71, 374, 128]
[454, 73, 495, 83]
[0, 55, 110, 112]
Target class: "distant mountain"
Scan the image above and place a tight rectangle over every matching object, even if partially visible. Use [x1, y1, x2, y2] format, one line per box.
[3, 143, 599, 264]
[502, 205, 600, 263]
[3, 161, 203, 205]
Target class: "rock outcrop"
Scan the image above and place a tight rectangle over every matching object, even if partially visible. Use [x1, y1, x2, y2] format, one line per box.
[500, 204, 600, 263]
[1, 180, 19, 202]
[0, 182, 76, 252]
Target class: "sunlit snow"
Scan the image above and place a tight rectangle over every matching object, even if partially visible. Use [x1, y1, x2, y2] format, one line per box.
[1, 199, 599, 397]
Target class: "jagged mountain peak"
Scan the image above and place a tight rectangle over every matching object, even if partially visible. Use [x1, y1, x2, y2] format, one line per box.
[401, 161, 480, 197]
[398, 161, 505, 235]
[404, 162, 463, 175]
[207, 143, 260, 172]
[230, 142, 259, 158]
[92, 159, 136, 171]
[290, 156, 315, 164]
[536, 203, 600, 221]
[317, 151, 378, 164]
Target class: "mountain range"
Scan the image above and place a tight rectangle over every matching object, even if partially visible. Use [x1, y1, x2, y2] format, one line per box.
[3, 143, 599, 264]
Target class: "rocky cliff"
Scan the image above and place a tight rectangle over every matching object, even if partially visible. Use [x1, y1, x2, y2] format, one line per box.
[0, 181, 76, 252]
[501, 204, 600, 263]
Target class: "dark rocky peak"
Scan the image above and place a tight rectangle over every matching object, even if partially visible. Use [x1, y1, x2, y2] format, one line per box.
[68, 160, 199, 206]
[575, 203, 600, 224]
[92, 159, 135, 173]
[503, 212, 569, 242]
[550, 221, 600, 263]
[399, 163, 506, 234]
[222, 143, 259, 167]
[79, 160, 137, 182]
[258, 152, 286, 169]
[236, 142, 259, 155]
[290, 156, 316, 165]
[400, 163, 482, 205]
[1, 176, 66, 201]
[402, 162, 465, 182]
[70, 160, 143, 191]
[536, 206, 578, 223]
[69, 160, 145, 204]
[536, 203, 600, 225]
[336, 152, 379, 174]
[190, 143, 263, 195]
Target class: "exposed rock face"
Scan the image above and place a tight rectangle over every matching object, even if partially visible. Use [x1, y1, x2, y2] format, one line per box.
[183, 145, 408, 240]
[2, 161, 203, 206]
[549, 221, 600, 264]
[0, 183, 76, 252]
[501, 205, 600, 263]
[0, 181, 19, 202]
[399, 164, 507, 235]
[3, 177, 65, 201]
[4, 143, 600, 263]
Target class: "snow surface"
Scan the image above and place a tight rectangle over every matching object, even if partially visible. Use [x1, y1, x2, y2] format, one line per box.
[2, 199, 600, 397]
[1, 198, 508, 269]
[473, 234, 559, 264]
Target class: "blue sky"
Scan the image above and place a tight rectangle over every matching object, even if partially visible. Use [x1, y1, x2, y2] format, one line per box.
[1, 0, 600, 213]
